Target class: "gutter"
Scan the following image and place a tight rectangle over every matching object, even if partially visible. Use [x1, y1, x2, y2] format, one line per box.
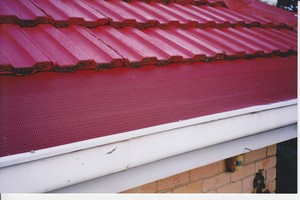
[0, 99, 297, 192]
[53, 124, 297, 193]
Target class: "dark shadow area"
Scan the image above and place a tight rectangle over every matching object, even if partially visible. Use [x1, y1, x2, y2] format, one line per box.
[276, 0, 298, 12]
[276, 138, 297, 193]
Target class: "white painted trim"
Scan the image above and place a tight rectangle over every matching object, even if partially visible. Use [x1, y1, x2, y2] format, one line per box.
[0, 100, 297, 192]
[0, 99, 297, 168]
[259, 0, 278, 6]
[53, 124, 297, 193]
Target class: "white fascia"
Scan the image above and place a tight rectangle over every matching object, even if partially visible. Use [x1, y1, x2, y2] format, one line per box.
[53, 124, 297, 193]
[0, 99, 297, 192]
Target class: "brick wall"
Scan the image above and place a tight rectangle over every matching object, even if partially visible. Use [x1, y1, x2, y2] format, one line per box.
[121, 145, 277, 193]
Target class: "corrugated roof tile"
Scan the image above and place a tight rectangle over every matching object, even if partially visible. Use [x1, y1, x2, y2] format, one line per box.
[30, 0, 109, 27]
[0, 24, 51, 74]
[22, 24, 123, 70]
[0, 23, 297, 75]
[0, 0, 49, 26]
[0, 0, 294, 29]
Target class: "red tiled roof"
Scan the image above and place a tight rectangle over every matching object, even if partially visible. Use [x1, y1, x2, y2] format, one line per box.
[0, 24, 296, 75]
[0, 0, 297, 75]
[1, 0, 295, 28]
[0, 0, 297, 157]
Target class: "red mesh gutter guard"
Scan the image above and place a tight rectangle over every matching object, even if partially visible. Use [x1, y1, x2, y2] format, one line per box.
[0, 56, 297, 157]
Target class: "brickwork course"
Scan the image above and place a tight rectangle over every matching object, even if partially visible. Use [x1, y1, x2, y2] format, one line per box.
[121, 145, 277, 193]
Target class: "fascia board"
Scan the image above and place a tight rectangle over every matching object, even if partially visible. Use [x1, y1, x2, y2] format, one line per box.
[53, 124, 297, 193]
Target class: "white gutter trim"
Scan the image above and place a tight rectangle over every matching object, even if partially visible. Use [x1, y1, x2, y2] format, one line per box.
[53, 124, 297, 193]
[0, 99, 297, 168]
[0, 100, 297, 192]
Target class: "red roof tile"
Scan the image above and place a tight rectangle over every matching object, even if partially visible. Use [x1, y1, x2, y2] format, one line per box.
[0, 0, 49, 26]
[31, 0, 109, 27]
[0, 24, 297, 75]
[226, 0, 297, 29]
[0, 0, 297, 156]
[0, 0, 295, 29]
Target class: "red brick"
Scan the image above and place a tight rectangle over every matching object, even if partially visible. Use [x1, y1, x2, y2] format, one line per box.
[157, 171, 189, 191]
[173, 181, 203, 193]
[255, 156, 276, 171]
[266, 167, 276, 182]
[242, 188, 254, 193]
[219, 160, 227, 173]
[203, 173, 230, 192]
[267, 145, 277, 156]
[158, 190, 173, 193]
[266, 181, 276, 193]
[231, 164, 254, 182]
[217, 181, 242, 193]
[244, 148, 266, 164]
[190, 162, 219, 182]
[120, 189, 132, 193]
[242, 175, 255, 192]
[206, 190, 217, 193]
[126, 182, 156, 193]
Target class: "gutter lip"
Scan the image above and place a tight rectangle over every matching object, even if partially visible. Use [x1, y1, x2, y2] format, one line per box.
[0, 99, 297, 168]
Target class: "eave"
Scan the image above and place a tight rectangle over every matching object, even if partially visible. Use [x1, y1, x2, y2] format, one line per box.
[0, 99, 297, 192]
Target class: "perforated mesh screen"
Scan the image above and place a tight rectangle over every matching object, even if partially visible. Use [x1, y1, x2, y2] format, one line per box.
[0, 57, 297, 157]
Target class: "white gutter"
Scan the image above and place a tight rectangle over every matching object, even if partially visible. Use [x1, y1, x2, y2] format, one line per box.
[259, 0, 278, 6]
[53, 124, 297, 193]
[0, 99, 297, 192]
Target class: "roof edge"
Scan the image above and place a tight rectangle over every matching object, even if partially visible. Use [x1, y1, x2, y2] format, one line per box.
[0, 100, 297, 192]
[0, 99, 297, 168]
[224, 0, 297, 30]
